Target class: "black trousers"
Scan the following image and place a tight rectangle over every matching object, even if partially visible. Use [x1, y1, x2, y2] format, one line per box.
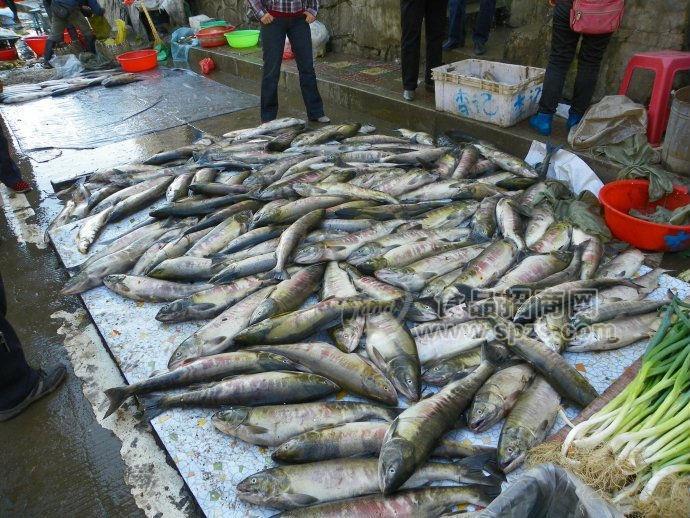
[0, 274, 39, 411]
[401, 0, 449, 91]
[538, 0, 612, 116]
[0, 129, 21, 188]
[447, 0, 496, 46]
[260, 16, 325, 122]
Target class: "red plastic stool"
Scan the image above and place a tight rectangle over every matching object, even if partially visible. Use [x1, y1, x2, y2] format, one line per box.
[618, 51, 690, 147]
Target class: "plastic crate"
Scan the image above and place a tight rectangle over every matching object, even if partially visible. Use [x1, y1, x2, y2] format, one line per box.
[432, 59, 545, 127]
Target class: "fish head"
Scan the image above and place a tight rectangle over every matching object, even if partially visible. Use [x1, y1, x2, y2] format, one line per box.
[346, 245, 380, 266]
[249, 299, 279, 325]
[374, 268, 416, 291]
[60, 269, 98, 295]
[497, 425, 530, 473]
[156, 299, 191, 323]
[212, 407, 250, 433]
[406, 301, 439, 322]
[236, 469, 291, 506]
[362, 373, 398, 406]
[378, 436, 416, 494]
[388, 357, 420, 402]
[358, 257, 388, 275]
[292, 243, 326, 264]
[468, 397, 501, 433]
[167, 335, 204, 369]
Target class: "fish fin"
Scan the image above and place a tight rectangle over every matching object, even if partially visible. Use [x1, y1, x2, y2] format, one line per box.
[103, 386, 132, 418]
[140, 394, 167, 421]
[368, 346, 388, 371]
[242, 424, 270, 434]
[455, 451, 506, 483]
[271, 268, 290, 281]
[284, 493, 319, 507]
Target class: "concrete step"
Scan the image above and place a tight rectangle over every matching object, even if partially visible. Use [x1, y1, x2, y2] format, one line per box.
[188, 45, 618, 182]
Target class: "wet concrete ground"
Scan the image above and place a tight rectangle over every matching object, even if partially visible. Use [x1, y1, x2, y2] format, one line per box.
[0, 78, 397, 517]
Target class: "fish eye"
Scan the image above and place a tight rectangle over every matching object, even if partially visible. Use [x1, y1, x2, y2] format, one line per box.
[388, 467, 396, 474]
[506, 447, 513, 454]
[405, 378, 413, 384]
[175, 351, 182, 358]
[251, 477, 257, 484]
[476, 409, 483, 415]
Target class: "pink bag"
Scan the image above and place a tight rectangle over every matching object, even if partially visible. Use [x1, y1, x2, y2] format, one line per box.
[570, 0, 625, 35]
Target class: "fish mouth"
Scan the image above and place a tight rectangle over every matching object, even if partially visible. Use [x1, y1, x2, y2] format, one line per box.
[499, 452, 525, 474]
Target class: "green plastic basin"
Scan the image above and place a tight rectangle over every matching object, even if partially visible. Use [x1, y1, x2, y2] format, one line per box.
[225, 29, 260, 48]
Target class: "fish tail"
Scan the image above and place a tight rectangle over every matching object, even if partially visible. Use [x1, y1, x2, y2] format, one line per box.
[271, 268, 290, 281]
[455, 451, 506, 484]
[103, 386, 132, 418]
[140, 394, 167, 421]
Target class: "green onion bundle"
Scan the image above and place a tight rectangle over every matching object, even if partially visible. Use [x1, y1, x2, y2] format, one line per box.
[561, 299, 690, 504]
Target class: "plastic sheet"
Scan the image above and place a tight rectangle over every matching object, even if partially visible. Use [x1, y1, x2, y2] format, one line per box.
[171, 27, 196, 63]
[0, 67, 258, 152]
[569, 95, 647, 151]
[478, 464, 625, 518]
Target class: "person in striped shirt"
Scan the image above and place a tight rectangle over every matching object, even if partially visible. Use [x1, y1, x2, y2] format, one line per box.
[247, 0, 330, 124]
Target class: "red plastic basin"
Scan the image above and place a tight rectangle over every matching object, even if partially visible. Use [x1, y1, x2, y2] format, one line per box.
[196, 25, 235, 48]
[0, 47, 18, 60]
[599, 179, 690, 252]
[116, 49, 158, 72]
[24, 35, 47, 57]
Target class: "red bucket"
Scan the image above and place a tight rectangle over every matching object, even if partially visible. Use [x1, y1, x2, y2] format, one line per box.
[24, 35, 48, 57]
[0, 47, 18, 60]
[599, 179, 690, 252]
[195, 25, 235, 48]
[116, 49, 158, 72]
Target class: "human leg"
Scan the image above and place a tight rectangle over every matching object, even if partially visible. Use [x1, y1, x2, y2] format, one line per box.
[473, 0, 496, 45]
[444, 0, 467, 49]
[570, 31, 613, 117]
[68, 10, 95, 53]
[260, 18, 288, 122]
[286, 16, 325, 121]
[44, 10, 68, 64]
[424, 0, 448, 85]
[400, 0, 425, 92]
[0, 128, 29, 192]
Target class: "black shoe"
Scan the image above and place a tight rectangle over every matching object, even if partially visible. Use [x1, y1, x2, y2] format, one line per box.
[473, 42, 487, 56]
[0, 365, 67, 422]
[424, 81, 435, 92]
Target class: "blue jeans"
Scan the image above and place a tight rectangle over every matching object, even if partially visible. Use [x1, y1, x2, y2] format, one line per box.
[447, 0, 496, 45]
[260, 16, 325, 122]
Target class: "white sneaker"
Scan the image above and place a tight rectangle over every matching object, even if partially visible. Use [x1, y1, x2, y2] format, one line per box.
[403, 90, 415, 101]
[312, 116, 330, 123]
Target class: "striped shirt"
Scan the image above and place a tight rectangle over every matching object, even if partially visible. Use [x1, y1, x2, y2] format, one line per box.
[247, 0, 318, 18]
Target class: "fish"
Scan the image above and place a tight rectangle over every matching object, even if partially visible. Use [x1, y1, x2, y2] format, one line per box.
[237, 458, 500, 509]
[294, 182, 399, 205]
[571, 291, 671, 330]
[150, 193, 249, 218]
[267, 127, 303, 151]
[250, 264, 325, 323]
[142, 371, 339, 420]
[210, 252, 278, 284]
[490, 252, 571, 293]
[421, 349, 482, 386]
[103, 351, 298, 417]
[260, 168, 354, 200]
[212, 401, 399, 447]
[188, 182, 250, 196]
[103, 275, 213, 302]
[494, 322, 598, 407]
[251, 196, 346, 227]
[439, 240, 519, 307]
[417, 200, 480, 229]
[399, 180, 505, 203]
[472, 143, 537, 178]
[219, 224, 288, 255]
[366, 169, 439, 197]
[365, 312, 421, 401]
[292, 123, 361, 146]
[594, 268, 666, 304]
[572, 227, 603, 280]
[293, 220, 407, 263]
[321, 262, 365, 352]
[249, 342, 397, 405]
[181, 201, 262, 236]
[233, 296, 401, 346]
[496, 198, 525, 250]
[396, 128, 434, 145]
[359, 239, 473, 274]
[76, 206, 114, 254]
[433, 154, 459, 179]
[271, 209, 325, 279]
[186, 211, 251, 257]
[414, 319, 494, 364]
[143, 145, 200, 165]
[512, 278, 640, 323]
[567, 312, 661, 352]
[471, 195, 501, 241]
[166, 172, 195, 202]
[273, 420, 495, 463]
[157, 275, 275, 323]
[148, 256, 214, 281]
[378, 345, 502, 494]
[506, 244, 585, 297]
[497, 376, 560, 472]
[61, 227, 170, 295]
[109, 176, 174, 221]
[374, 243, 486, 293]
[328, 201, 444, 221]
[597, 248, 645, 278]
[223, 117, 305, 141]
[168, 285, 276, 368]
[524, 203, 555, 248]
[452, 146, 480, 179]
[467, 363, 535, 433]
[529, 221, 572, 253]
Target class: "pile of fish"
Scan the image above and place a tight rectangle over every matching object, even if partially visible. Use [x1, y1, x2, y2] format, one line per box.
[0, 70, 140, 104]
[49, 117, 670, 516]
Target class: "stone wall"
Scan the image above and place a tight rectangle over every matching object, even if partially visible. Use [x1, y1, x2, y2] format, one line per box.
[196, 0, 690, 97]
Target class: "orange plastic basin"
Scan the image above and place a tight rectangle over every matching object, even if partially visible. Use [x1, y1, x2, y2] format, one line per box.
[116, 49, 158, 72]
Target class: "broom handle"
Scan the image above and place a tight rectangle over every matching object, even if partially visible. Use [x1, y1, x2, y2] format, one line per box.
[140, 3, 162, 45]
